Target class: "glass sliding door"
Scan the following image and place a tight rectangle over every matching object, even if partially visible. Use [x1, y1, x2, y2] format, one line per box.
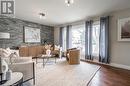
[71, 24, 85, 60]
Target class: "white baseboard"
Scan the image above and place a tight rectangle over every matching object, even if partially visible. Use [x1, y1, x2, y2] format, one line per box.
[110, 63, 130, 70]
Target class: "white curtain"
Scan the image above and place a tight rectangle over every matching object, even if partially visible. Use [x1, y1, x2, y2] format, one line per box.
[62, 27, 67, 51]
[71, 24, 85, 59]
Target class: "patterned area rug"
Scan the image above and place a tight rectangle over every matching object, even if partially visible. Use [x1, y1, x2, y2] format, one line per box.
[24, 59, 100, 86]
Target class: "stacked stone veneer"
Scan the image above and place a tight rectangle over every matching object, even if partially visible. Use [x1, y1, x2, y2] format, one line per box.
[0, 16, 54, 48]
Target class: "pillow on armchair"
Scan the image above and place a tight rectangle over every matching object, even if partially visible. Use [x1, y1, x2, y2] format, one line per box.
[0, 48, 19, 58]
[0, 48, 11, 58]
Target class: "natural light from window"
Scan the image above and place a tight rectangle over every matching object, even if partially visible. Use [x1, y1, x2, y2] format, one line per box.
[92, 23, 100, 58]
[71, 24, 85, 60]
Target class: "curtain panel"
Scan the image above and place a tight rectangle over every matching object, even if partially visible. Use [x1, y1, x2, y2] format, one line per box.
[59, 27, 63, 47]
[85, 20, 93, 60]
[66, 25, 72, 49]
[99, 16, 109, 63]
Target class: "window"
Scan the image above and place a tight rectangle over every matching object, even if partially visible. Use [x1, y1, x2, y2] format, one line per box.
[62, 27, 67, 51]
[61, 21, 100, 60]
[92, 21, 100, 58]
[71, 24, 85, 60]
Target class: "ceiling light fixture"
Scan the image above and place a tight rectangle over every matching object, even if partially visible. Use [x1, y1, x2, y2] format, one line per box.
[39, 13, 46, 19]
[65, 0, 74, 6]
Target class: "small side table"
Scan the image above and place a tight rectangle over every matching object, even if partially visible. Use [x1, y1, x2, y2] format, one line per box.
[0, 72, 23, 86]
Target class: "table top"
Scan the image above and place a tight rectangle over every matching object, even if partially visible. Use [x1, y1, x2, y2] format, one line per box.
[41, 54, 52, 57]
[0, 72, 23, 86]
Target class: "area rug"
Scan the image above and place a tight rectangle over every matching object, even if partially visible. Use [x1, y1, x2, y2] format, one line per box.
[24, 59, 100, 86]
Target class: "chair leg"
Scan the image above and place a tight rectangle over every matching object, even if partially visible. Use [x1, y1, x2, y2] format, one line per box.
[33, 78, 35, 85]
[55, 57, 56, 63]
[43, 58, 45, 67]
[33, 62, 35, 85]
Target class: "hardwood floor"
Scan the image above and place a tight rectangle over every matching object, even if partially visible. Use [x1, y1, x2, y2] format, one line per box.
[88, 63, 130, 86]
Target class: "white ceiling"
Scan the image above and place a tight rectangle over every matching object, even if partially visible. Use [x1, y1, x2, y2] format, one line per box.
[15, 0, 130, 26]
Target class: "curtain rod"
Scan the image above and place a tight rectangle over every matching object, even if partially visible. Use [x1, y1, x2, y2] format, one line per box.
[56, 15, 113, 27]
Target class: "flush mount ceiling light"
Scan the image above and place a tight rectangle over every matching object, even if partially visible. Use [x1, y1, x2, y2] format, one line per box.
[39, 13, 46, 19]
[65, 0, 74, 6]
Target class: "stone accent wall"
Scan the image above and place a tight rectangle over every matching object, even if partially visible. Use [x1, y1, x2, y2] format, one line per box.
[0, 16, 54, 48]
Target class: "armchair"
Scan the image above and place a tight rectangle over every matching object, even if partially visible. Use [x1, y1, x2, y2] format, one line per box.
[9, 61, 35, 84]
[66, 48, 80, 65]
[0, 48, 35, 84]
[4, 57, 35, 85]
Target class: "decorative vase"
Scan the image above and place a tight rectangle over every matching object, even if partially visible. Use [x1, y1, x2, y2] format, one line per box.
[0, 57, 9, 80]
[46, 49, 51, 56]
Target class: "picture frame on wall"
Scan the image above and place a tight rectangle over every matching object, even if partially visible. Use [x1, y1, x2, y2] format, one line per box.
[24, 26, 41, 43]
[118, 17, 130, 41]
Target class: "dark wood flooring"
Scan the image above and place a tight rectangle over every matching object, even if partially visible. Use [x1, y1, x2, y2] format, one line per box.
[87, 62, 130, 86]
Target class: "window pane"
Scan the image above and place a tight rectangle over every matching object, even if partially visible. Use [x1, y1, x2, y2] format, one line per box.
[71, 24, 85, 60]
[92, 24, 100, 58]
[62, 27, 67, 51]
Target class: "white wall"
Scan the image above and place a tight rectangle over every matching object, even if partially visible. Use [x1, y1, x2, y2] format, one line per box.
[109, 8, 130, 66]
[54, 27, 60, 45]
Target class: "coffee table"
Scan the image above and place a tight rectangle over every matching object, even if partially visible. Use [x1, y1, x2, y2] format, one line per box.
[0, 72, 23, 86]
[33, 55, 57, 67]
[42, 55, 57, 67]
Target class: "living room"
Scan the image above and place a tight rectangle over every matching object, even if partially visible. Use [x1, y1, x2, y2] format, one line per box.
[0, 0, 130, 86]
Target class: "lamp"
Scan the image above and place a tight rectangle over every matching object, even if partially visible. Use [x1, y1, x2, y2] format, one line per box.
[0, 57, 8, 74]
[65, 0, 74, 6]
[0, 56, 9, 84]
[0, 33, 10, 84]
[39, 13, 46, 19]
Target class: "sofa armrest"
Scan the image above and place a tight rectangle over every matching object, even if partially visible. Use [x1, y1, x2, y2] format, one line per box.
[9, 62, 35, 82]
